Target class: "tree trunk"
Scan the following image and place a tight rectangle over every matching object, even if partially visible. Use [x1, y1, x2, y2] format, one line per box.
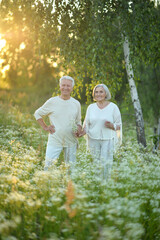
[157, 117, 160, 150]
[123, 36, 146, 147]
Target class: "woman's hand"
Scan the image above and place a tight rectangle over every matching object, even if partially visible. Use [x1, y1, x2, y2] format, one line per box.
[104, 121, 115, 130]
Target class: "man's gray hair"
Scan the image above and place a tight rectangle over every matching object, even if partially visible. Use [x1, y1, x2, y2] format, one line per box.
[59, 76, 75, 87]
[92, 84, 111, 100]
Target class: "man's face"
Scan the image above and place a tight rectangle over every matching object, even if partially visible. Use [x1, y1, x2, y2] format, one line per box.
[60, 79, 73, 97]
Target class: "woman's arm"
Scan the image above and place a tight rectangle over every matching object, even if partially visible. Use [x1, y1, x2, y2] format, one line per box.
[104, 121, 120, 130]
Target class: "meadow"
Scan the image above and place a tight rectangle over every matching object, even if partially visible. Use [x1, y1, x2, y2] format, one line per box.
[0, 91, 160, 240]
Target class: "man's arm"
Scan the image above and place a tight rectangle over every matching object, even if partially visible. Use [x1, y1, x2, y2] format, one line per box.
[37, 118, 55, 134]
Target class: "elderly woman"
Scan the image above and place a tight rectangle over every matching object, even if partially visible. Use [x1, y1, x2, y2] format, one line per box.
[81, 84, 122, 178]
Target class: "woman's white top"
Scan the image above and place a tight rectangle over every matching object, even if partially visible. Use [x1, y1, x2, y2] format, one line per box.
[83, 102, 122, 147]
[34, 96, 81, 147]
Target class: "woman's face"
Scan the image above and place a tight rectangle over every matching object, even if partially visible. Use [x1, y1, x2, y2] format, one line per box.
[94, 86, 106, 102]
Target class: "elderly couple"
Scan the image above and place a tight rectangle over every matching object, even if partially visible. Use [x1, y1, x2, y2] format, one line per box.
[34, 76, 122, 177]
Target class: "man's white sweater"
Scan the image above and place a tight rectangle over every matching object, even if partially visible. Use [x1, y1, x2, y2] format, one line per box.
[34, 96, 81, 147]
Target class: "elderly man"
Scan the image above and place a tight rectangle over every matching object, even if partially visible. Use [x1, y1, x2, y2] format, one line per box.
[34, 76, 82, 170]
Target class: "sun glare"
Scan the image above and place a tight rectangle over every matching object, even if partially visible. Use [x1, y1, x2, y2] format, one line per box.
[0, 34, 10, 85]
[1, 65, 10, 78]
[0, 34, 6, 51]
[53, 62, 58, 68]
[20, 42, 26, 50]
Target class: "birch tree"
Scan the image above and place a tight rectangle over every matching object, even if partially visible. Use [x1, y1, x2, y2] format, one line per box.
[123, 37, 146, 146]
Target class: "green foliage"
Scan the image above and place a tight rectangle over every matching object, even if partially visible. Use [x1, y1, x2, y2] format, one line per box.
[136, 63, 160, 122]
[127, 0, 160, 64]
[54, 0, 125, 101]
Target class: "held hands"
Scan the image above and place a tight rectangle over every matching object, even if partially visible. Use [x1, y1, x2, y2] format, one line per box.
[77, 129, 86, 137]
[73, 125, 86, 138]
[73, 125, 82, 138]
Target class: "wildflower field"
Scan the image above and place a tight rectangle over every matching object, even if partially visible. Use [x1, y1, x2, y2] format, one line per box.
[0, 103, 160, 240]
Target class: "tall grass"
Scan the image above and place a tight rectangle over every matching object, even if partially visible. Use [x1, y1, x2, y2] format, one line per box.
[0, 97, 160, 239]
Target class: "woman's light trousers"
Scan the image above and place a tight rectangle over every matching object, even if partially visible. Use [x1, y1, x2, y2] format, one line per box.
[88, 137, 114, 179]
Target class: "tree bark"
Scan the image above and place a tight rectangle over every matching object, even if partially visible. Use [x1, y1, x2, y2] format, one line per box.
[157, 117, 160, 149]
[123, 36, 146, 147]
